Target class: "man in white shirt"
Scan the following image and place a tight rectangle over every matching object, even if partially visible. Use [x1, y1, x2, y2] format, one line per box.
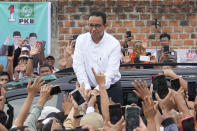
[73, 10, 123, 104]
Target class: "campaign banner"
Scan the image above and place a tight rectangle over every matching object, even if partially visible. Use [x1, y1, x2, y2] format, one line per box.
[147, 49, 197, 68]
[0, 2, 51, 69]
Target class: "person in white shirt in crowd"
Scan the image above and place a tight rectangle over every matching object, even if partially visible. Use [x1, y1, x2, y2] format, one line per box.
[73, 10, 123, 104]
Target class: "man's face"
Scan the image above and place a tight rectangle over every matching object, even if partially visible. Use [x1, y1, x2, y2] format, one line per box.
[0, 75, 9, 86]
[13, 36, 21, 46]
[19, 59, 28, 72]
[29, 37, 37, 45]
[45, 58, 55, 66]
[39, 67, 52, 76]
[160, 37, 170, 46]
[88, 16, 105, 40]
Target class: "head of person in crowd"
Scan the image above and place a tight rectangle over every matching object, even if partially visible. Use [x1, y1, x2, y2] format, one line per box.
[18, 55, 29, 73]
[20, 46, 30, 56]
[160, 33, 171, 47]
[45, 55, 55, 67]
[37, 106, 60, 131]
[0, 72, 10, 86]
[80, 112, 104, 131]
[29, 33, 37, 47]
[13, 31, 21, 48]
[39, 64, 53, 76]
[88, 10, 106, 42]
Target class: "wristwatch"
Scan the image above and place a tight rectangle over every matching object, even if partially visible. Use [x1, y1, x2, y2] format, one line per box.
[73, 115, 83, 119]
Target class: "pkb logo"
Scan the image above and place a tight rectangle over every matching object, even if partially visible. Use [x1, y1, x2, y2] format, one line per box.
[19, 3, 35, 24]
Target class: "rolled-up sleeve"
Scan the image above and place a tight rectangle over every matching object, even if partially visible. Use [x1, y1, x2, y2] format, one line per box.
[24, 105, 43, 131]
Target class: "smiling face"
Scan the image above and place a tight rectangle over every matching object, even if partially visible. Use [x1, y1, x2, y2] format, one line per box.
[88, 16, 105, 42]
[39, 66, 52, 76]
[45, 57, 55, 66]
[13, 36, 21, 47]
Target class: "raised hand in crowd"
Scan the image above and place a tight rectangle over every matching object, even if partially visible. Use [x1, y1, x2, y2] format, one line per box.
[30, 44, 40, 57]
[87, 68, 106, 98]
[173, 112, 184, 129]
[142, 96, 157, 131]
[134, 118, 147, 131]
[59, 40, 74, 69]
[122, 51, 131, 64]
[26, 45, 40, 76]
[92, 67, 110, 123]
[76, 82, 88, 101]
[163, 68, 187, 91]
[62, 94, 73, 115]
[6, 53, 14, 81]
[132, 80, 151, 100]
[155, 89, 176, 117]
[13, 77, 44, 127]
[24, 84, 53, 131]
[159, 51, 168, 63]
[141, 39, 148, 50]
[92, 68, 105, 88]
[65, 40, 74, 56]
[101, 116, 125, 131]
[37, 85, 53, 106]
[19, 39, 23, 48]
[3, 35, 10, 45]
[27, 77, 45, 97]
[172, 90, 191, 118]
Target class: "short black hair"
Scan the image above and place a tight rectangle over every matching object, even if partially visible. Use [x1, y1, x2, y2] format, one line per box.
[0, 72, 10, 81]
[160, 33, 171, 40]
[39, 64, 52, 71]
[89, 10, 107, 24]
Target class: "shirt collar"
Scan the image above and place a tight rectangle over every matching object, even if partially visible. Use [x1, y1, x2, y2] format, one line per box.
[89, 31, 106, 47]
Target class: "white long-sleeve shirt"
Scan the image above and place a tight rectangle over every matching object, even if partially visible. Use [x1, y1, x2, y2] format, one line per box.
[73, 32, 121, 90]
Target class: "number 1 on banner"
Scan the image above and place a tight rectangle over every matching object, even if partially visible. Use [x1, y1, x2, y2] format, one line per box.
[8, 5, 15, 22]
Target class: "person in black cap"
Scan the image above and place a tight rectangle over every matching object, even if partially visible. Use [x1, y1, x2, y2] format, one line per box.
[45, 55, 59, 73]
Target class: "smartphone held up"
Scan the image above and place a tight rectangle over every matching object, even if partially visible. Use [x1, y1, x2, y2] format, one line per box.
[7, 45, 14, 56]
[152, 75, 169, 99]
[125, 106, 140, 131]
[109, 104, 122, 124]
[50, 85, 61, 95]
[70, 89, 86, 107]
